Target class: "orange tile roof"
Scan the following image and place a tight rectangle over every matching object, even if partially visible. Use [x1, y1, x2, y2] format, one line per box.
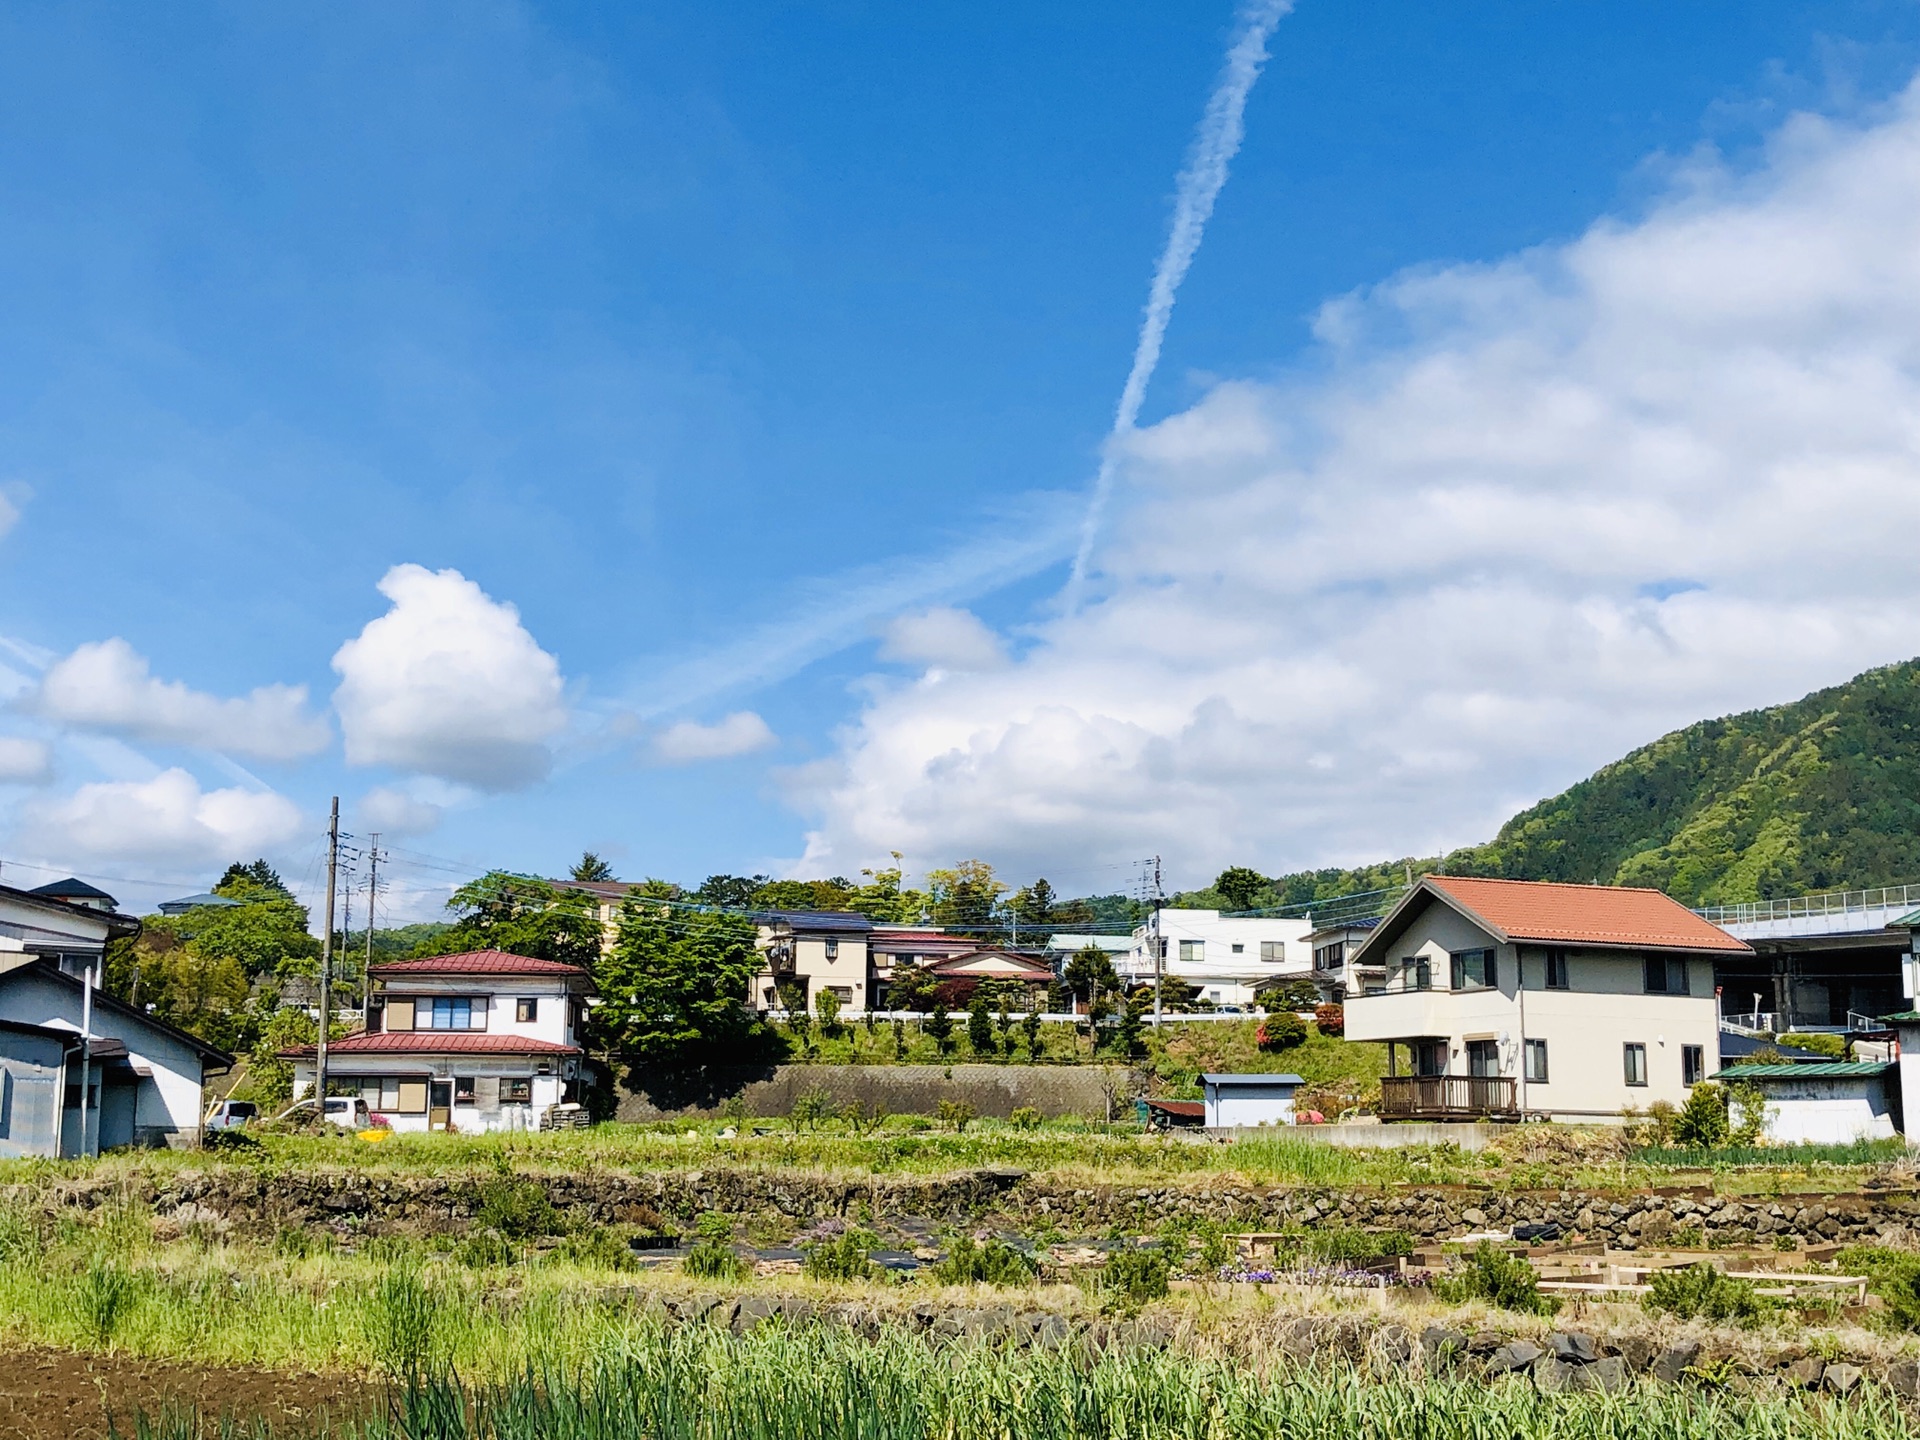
[1424, 876, 1751, 954]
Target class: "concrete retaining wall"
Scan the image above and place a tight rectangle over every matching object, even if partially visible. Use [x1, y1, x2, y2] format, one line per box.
[1206, 1123, 1499, 1151]
[617, 1064, 1131, 1122]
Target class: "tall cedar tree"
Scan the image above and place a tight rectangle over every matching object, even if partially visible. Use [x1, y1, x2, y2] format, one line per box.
[591, 899, 762, 1066]
[570, 852, 615, 882]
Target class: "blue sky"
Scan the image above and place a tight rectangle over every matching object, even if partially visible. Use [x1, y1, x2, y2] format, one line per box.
[7, 2, 1920, 918]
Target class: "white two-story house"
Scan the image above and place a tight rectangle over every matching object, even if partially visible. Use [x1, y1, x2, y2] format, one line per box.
[286, 950, 594, 1132]
[1344, 876, 1748, 1122]
[1121, 910, 1312, 1007]
[750, 909, 876, 1013]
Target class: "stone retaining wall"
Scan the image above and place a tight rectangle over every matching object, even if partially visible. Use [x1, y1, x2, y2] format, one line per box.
[30, 1165, 1920, 1252]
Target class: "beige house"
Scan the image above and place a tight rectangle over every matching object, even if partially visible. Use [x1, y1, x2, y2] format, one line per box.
[751, 909, 876, 1013]
[1343, 876, 1749, 1122]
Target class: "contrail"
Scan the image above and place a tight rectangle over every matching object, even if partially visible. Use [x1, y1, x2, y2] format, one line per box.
[1064, 0, 1292, 612]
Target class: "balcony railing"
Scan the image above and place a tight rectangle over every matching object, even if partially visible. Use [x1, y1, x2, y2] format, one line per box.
[1379, 1075, 1518, 1120]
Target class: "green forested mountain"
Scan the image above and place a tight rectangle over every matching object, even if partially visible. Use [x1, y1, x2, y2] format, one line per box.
[1190, 658, 1920, 911]
[1443, 658, 1920, 904]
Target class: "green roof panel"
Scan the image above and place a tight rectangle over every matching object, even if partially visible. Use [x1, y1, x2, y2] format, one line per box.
[1718, 1062, 1893, 1080]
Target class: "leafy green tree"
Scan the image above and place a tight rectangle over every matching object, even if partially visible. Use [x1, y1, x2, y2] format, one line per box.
[1213, 866, 1268, 912]
[570, 852, 615, 882]
[695, 874, 767, 909]
[1062, 945, 1118, 1008]
[590, 900, 763, 1067]
[813, 986, 842, 1035]
[753, 877, 855, 911]
[216, 859, 289, 898]
[887, 962, 938, 1013]
[927, 860, 1005, 929]
[1108, 996, 1146, 1060]
[420, 873, 603, 967]
[844, 858, 931, 923]
[966, 995, 994, 1056]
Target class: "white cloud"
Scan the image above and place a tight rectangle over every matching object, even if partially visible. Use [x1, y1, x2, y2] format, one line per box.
[878, 607, 1007, 673]
[21, 768, 305, 866]
[0, 737, 50, 783]
[355, 785, 444, 836]
[332, 564, 567, 790]
[653, 711, 776, 764]
[32, 639, 330, 761]
[794, 82, 1920, 889]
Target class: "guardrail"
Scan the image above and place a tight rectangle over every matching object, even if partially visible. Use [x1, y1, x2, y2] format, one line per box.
[1696, 882, 1920, 927]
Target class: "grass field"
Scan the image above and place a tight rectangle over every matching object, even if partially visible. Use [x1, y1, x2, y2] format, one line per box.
[126, 1332, 1920, 1440]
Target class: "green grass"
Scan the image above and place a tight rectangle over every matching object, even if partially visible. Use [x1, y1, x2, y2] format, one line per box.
[1629, 1139, 1909, 1170]
[124, 1325, 1916, 1440]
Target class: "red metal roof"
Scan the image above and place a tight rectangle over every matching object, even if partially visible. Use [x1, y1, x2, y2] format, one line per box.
[280, 1032, 582, 1058]
[1425, 876, 1751, 954]
[368, 950, 591, 978]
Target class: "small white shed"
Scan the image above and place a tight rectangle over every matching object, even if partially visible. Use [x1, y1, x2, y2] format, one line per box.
[1200, 1072, 1305, 1128]
[1718, 1062, 1897, 1146]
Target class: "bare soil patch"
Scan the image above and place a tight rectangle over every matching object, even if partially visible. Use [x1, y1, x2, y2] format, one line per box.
[0, 1346, 374, 1440]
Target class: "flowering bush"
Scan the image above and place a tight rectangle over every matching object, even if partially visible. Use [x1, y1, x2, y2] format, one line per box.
[1313, 1003, 1344, 1037]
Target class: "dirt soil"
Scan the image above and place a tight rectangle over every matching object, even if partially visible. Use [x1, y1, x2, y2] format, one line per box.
[0, 1347, 375, 1440]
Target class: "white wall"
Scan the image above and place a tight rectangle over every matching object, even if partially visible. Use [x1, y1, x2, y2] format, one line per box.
[1204, 1084, 1298, 1126]
[1751, 1080, 1897, 1145]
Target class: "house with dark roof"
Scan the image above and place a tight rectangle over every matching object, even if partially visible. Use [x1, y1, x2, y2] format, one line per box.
[283, 950, 594, 1133]
[750, 908, 876, 1014]
[1344, 876, 1751, 1123]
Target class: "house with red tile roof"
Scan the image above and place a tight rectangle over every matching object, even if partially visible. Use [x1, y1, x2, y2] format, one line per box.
[284, 950, 594, 1132]
[1344, 876, 1751, 1123]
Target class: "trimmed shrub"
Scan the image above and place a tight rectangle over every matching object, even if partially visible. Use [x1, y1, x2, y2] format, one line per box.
[1313, 1003, 1343, 1037]
[931, 1236, 1036, 1287]
[1099, 1248, 1170, 1304]
[1433, 1243, 1558, 1315]
[1255, 1012, 1307, 1053]
[1645, 1262, 1770, 1324]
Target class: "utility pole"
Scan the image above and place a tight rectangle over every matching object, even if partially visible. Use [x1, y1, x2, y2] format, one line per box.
[364, 835, 381, 1011]
[1150, 856, 1164, 1027]
[79, 962, 95, 1157]
[315, 797, 339, 1112]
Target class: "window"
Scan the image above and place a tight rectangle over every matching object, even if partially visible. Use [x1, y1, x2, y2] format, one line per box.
[515, 997, 538, 1023]
[454, 1076, 476, 1104]
[1413, 1041, 1447, 1076]
[1466, 1039, 1500, 1077]
[425, 997, 476, 1030]
[1544, 949, 1569, 989]
[1313, 941, 1345, 971]
[396, 1081, 429, 1114]
[1623, 1043, 1648, 1087]
[828, 985, 853, 1004]
[1230, 943, 1245, 954]
[1643, 956, 1690, 995]
[1450, 948, 1497, 990]
[825, 939, 839, 961]
[1525, 1039, 1549, 1083]
[1400, 956, 1432, 991]
[1179, 940, 1205, 962]
[501, 1078, 531, 1104]
[1261, 941, 1286, 963]
[1683, 1044, 1706, 1086]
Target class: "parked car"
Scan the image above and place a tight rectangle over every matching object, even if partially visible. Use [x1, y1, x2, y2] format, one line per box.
[275, 1096, 371, 1129]
[203, 1099, 258, 1131]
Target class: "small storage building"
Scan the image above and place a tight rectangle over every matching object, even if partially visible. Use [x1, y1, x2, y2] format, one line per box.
[1200, 1072, 1304, 1128]
[1717, 1062, 1898, 1145]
